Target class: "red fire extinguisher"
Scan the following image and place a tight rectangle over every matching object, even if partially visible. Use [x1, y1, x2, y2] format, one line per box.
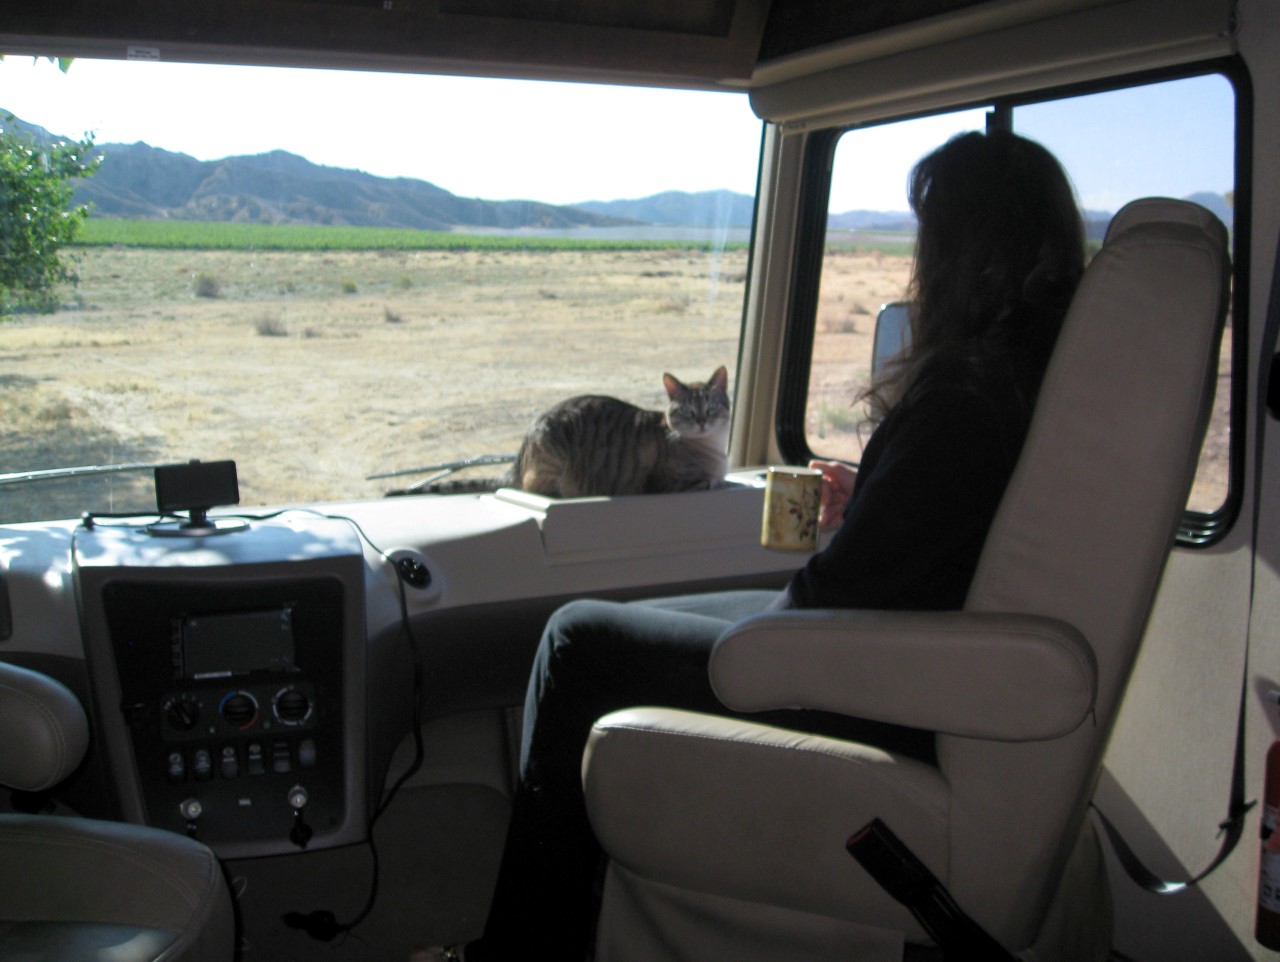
[1257, 694, 1280, 949]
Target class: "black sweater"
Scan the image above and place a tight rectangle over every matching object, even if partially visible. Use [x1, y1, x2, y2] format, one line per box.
[786, 369, 1038, 612]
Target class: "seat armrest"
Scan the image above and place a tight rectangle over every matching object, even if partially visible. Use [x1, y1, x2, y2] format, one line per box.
[0, 661, 90, 792]
[710, 610, 1097, 741]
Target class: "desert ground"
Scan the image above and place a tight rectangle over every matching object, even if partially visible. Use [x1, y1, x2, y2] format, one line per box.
[0, 243, 1228, 524]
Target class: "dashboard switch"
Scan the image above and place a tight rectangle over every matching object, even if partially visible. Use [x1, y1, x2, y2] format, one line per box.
[298, 738, 318, 770]
[192, 748, 213, 781]
[246, 741, 266, 775]
[219, 745, 240, 778]
[167, 751, 186, 784]
[272, 739, 292, 774]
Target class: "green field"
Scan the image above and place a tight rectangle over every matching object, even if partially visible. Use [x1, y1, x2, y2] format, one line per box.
[75, 217, 743, 253]
[74, 217, 925, 256]
[821, 230, 916, 258]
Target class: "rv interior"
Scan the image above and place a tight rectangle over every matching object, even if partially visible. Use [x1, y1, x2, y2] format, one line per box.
[0, 0, 1278, 960]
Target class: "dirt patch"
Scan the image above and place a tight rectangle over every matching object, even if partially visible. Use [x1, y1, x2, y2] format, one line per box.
[0, 246, 751, 521]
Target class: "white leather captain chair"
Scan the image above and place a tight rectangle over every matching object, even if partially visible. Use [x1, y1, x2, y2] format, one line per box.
[582, 198, 1231, 962]
[0, 660, 235, 962]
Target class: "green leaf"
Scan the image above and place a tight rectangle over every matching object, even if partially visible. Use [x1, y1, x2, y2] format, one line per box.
[0, 124, 98, 314]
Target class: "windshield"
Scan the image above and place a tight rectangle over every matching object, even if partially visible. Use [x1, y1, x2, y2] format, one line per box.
[0, 58, 761, 523]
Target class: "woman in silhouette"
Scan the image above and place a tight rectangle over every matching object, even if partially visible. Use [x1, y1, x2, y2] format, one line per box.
[427, 129, 1085, 962]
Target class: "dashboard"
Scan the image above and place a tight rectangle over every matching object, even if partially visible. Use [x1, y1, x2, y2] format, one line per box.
[76, 517, 371, 858]
[0, 474, 801, 857]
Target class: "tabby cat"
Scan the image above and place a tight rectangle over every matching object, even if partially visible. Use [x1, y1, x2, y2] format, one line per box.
[512, 366, 731, 498]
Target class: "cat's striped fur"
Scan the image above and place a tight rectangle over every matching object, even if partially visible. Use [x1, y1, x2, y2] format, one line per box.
[513, 366, 730, 498]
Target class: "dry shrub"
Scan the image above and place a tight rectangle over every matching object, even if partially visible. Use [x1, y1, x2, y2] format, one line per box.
[194, 272, 221, 298]
[255, 314, 289, 337]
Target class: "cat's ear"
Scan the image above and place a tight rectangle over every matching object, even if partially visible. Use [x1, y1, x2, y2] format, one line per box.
[663, 373, 684, 398]
[709, 365, 729, 393]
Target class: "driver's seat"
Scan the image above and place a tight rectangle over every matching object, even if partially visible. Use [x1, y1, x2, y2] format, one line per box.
[0, 660, 235, 962]
[582, 198, 1231, 961]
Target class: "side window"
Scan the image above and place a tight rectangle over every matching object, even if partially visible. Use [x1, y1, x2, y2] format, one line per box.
[1012, 74, 1237, 522]
[803, 72, 1239, 536]
[806, 109, 985, 463]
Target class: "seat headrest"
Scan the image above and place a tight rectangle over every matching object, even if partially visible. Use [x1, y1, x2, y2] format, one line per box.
[0, 661, 90, 792]
[1105, 196, 1227, 245]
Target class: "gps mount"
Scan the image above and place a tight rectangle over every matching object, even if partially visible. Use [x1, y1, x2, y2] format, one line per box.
[147, 460, 248, 537]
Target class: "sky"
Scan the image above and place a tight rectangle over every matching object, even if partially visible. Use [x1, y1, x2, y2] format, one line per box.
[827, 73, 1236, 215]
[0, 56, 1237, 214]
[0, 57, 763, 207]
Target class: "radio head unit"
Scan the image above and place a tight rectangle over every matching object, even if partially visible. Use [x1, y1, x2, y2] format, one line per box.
[176, 607, 297, 680]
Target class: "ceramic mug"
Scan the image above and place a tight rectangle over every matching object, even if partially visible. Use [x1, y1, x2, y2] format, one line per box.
[761, 466, 823, 551]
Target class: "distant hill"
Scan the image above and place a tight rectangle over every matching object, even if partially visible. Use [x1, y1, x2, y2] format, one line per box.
[1184, 191, 1234, 228]
[2, 111, 631, 231]
[828, 199, 1232, 242]
[2, 113, 55, 141]
[571, 190, 757, 228]
[1083, 210, 1113, 242]
[74, 143, 635, 231]
[827, 209, 915, 231]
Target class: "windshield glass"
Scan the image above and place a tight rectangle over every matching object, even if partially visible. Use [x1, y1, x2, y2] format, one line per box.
[0, 58, 760, 523]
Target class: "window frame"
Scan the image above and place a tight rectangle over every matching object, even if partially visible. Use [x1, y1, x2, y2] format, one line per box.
[774, 58, 1253, 548]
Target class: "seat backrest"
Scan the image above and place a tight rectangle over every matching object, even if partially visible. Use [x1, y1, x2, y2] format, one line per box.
[944, 198, 1230, 942]
[0, 659, 89, 793]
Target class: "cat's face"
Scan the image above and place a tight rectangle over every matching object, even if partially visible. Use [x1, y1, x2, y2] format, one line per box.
[663, 366, 730, 437]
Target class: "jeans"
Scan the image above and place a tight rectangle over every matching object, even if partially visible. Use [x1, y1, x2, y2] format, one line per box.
[469, 590, 933, 959]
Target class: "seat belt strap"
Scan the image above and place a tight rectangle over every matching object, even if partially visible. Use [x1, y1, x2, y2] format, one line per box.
[848, 818, 1018, 961]
[1089, 575, 1254, 895]
[1091, 740, 1255, 895]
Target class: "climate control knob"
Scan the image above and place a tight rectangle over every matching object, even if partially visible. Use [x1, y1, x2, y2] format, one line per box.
[165, 697, 201, 732]
[273, 687, 312, 725]
[219, 691, 260, 729]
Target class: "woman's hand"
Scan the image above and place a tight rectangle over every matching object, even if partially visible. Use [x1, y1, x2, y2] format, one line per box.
[808, 459, 857, 532]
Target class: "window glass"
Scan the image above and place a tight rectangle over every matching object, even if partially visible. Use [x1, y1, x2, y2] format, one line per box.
[1013, 74, 1236, 516]
[807, 109, 985, 462]
[0, 59, 760, 523]
[806, 73, 1236, 518]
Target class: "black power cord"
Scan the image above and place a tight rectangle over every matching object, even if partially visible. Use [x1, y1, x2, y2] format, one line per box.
[277, 511, 429, 943]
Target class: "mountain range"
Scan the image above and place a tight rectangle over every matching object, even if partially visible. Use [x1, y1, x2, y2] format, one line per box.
[0, 112, 809, 231]
[2, 111, 1232, 234]
[71, 142, 641, 232]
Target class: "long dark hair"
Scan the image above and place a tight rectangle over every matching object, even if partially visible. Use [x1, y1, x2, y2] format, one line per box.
[862, 130, 1085, 420]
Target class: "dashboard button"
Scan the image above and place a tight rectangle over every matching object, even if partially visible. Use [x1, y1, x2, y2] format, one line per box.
[272, 739, 292, 774]
[192, 749, 213, 781]
[298, 738, 317, 770]
[246, 741, 266, 775]
[167, 751, 186, 784]
[219, 745, 240, 778]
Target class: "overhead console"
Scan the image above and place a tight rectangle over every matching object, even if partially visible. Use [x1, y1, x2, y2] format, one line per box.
[75, 516, 371, 859]
[0, 0, 770, 90]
